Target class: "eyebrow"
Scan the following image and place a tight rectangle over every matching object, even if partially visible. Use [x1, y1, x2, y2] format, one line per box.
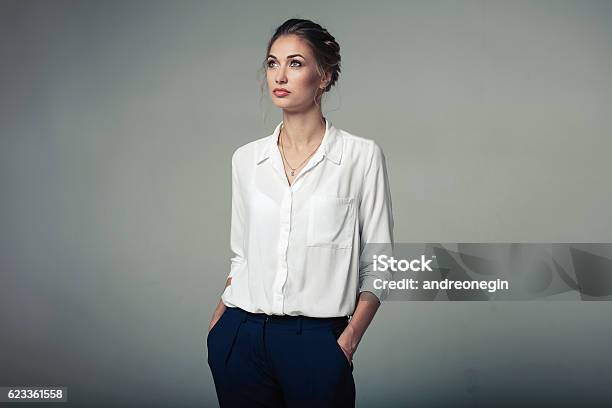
[267, 54, 305, 60]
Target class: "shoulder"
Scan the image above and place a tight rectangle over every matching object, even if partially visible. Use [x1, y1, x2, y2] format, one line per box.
[231, 133, 274, 165]
[231, 135, 270, 162]
[336, 127, 385, 161]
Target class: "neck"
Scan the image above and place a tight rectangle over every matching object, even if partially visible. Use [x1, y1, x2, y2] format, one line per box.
[280, 110, 326, 151]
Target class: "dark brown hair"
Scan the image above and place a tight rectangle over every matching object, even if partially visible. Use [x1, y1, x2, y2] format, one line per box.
[258, 18, 341, 102]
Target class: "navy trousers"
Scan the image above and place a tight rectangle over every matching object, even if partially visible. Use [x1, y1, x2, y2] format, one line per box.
[206, 306, 356, 408]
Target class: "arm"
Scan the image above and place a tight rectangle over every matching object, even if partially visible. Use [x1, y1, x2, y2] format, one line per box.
[208, 278, 232, 332]
[228, 150, 247, 280]
[209, 151, 247, 332]
[337, 141, 394, 360]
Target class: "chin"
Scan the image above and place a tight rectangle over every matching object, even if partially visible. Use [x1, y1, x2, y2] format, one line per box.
[271, 100, 296, 109]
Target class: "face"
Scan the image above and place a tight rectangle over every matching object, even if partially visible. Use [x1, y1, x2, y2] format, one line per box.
[266, 34, 331, 112]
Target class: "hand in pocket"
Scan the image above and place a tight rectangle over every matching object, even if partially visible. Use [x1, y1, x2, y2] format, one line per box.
[337, 339, 352, 363]
[208, 310, 225, 334]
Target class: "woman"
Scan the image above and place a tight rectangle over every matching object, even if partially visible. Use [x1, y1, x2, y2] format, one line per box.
[206, 18, 394, 408]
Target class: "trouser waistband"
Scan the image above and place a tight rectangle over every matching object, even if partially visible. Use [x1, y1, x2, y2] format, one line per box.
[224, 306, 349, 333]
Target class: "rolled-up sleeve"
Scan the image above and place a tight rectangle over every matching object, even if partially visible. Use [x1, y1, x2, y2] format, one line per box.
[357, 141, 394, 303]
[228, 150, 246, 279]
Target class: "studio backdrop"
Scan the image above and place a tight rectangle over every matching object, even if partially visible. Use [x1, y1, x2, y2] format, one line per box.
[1, 1, 612, 407]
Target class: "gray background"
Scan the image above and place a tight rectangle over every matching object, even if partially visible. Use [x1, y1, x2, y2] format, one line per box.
[1, 0, 612, 407]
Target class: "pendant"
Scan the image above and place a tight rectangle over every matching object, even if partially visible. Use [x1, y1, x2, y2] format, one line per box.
[291, 170, 295, 176]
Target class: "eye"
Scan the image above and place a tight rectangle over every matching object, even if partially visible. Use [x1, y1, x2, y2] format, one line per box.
[266, 59, 303, 68]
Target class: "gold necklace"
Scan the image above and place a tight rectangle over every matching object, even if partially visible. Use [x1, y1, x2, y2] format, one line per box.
[278, 123, 323, 177]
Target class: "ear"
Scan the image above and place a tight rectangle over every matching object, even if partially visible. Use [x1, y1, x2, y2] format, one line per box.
[319, 71, 332, 89]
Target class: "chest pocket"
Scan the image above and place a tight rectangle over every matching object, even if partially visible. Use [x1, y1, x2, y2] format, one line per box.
[306, 194, 355, 249]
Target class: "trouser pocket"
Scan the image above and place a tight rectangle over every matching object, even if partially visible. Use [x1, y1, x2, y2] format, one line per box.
[328, 323, 354, 372]
[207, 310, 244, 368]
[206, 310, 226, 342]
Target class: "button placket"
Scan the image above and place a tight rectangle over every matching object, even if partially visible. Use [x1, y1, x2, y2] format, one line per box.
[271, 150, 324, 315]
[273, 187, 292, 314]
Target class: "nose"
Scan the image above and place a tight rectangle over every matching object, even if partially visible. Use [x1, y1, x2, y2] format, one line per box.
[275, 65, 287, 84]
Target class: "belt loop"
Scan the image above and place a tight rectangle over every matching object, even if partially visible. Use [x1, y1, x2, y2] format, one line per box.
[240, 308, 247, 323]
[296, 316, 302, 335]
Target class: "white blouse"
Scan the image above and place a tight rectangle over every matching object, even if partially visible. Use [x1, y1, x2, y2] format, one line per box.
[221, 118, 394, 317]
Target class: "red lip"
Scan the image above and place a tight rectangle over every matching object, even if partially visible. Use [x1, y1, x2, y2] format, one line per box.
[273, 88, 290, 96]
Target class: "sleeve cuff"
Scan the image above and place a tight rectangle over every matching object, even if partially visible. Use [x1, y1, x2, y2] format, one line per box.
[358, 275, 390, 303]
